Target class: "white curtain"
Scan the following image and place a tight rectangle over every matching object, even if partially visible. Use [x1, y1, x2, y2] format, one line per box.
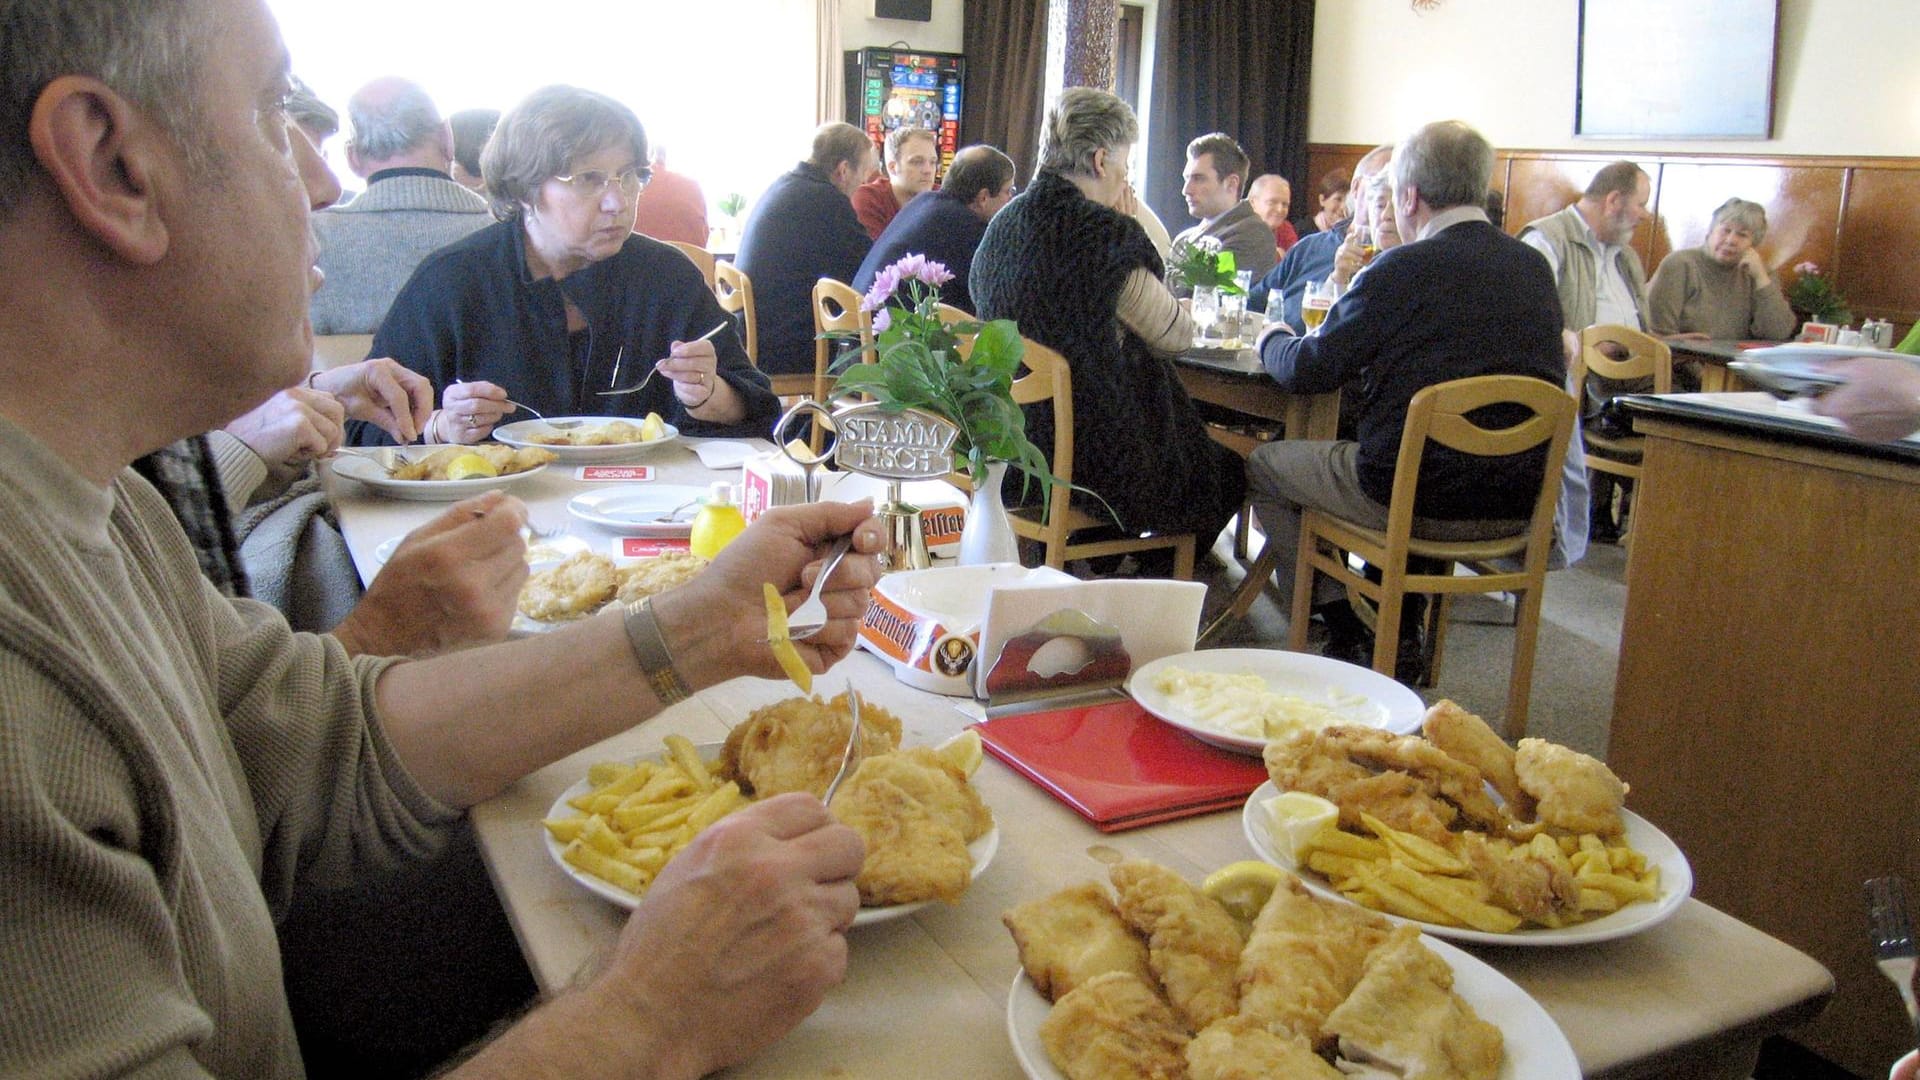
[817, 0, 845, 124]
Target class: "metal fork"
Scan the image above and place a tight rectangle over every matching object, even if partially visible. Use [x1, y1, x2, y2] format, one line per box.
[786, 535, 853, 642]
[1867, 875, 1919, 1053]
[598, 321, 730, 396]
[503, 400, 584, 431]
[820, 686, 863, 805]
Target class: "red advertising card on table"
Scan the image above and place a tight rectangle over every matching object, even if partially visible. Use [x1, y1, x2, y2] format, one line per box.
[578, 465, 654, 482]
[973, 700, 1269, 832]
[617, 537, 691, 558]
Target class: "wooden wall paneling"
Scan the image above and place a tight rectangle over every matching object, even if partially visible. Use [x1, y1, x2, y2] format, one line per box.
[1836, 166, 1920, 327]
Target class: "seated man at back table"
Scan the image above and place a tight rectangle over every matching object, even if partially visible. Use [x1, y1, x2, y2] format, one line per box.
[310, 77, 491, 335]
[1248, 144, 1391, 331]
[1169, 132, 1276, 296]
[735, 123, 874, 380]
[853, 144, 1015, 314]
[852, 125, 939, 240]
[1248, 173, 1299, 257]
[1247, 120, 1564, 680]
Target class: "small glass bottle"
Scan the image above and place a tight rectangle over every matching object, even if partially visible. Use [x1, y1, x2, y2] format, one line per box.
[689, 481, 747, 559]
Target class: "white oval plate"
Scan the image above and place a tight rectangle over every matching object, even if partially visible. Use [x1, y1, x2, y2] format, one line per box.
[331, 449, 547, 501]
[1127, 648, 1426, 756]
[493, 417, 679, 462]
[1007, 934, 1578, 1080]
[565, 484, 708, 536]
[375, 529, 601, 636]
[1241, 780, 1692, 946]
[544, 773, 998, 927]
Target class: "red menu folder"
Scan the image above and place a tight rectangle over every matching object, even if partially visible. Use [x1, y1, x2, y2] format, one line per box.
[973, 700, 1270, 832]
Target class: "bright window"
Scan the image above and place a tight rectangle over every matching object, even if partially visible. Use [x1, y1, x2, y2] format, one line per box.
[267, 0, 818, 217]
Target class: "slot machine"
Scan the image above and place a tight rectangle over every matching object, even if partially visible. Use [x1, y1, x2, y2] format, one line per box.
[843, 47, 966, 177]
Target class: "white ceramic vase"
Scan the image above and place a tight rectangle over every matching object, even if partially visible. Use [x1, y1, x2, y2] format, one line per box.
[958, 460, 1020, 566]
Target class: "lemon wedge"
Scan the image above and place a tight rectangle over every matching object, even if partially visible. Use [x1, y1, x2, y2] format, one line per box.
[935, 730, 983, 777]
[1263, 791, 1340, 868]
[762, 582, 812, 693]
[1201, 860, 1284, 923]
[444, 452, 500, 481]
[640, 412, 666, 442]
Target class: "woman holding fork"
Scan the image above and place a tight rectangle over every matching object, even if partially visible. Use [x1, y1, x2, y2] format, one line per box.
[351, 85, 779, 446]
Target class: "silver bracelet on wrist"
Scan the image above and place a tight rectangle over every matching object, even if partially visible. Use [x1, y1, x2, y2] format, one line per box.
[622, 595, 692, 704]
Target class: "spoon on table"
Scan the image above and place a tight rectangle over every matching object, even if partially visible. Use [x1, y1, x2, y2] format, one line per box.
[598, 322, 732, 397]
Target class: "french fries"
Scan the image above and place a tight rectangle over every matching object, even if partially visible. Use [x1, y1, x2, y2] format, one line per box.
[543, 734, 750, 901]
[1296, 812, 1659, 932]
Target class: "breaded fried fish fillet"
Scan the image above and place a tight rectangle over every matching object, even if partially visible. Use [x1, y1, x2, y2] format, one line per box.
[829, 771, 973, 906]
[1185, 1017, 1343, 1080]
[1110, 860, 1243, 1032]
[1004, 882, 1153, 1002]
[1515, 737, 1627, 836]
[1040, 971, 1190, 1080]
[1421, 699, 1529, 813]
[718, 693, 901, 798]
[1235, 872, 1392, 1045]
[1323, 925, 1503, 1080]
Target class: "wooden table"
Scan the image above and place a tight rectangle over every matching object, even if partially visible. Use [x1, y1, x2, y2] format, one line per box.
[1174, 347, 1340, 452]
[1665, 338, 1780, 393]
[331, 440, 1834, 1080]
[1612, 394, 1919, 1077]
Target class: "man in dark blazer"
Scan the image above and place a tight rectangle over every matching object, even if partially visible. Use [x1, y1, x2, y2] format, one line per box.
[852, 144, 1014, 314]
[1248, 120, 1565, 675]
[735, 123, 874, 378]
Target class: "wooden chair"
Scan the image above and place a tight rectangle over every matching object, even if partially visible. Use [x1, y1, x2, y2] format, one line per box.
[790, 277, 869, 402]
[933, 302, 974, 327]
[1284, 375, 1575, 738]
[312, 333, 373, 372]
[665, 240, 717, 288]
[1573, 324, 1671, 530]
[1004, 337, 1197, 580]
[713, 260, 757, 367]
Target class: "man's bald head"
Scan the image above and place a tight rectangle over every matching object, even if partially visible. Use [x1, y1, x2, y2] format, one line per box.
[1248, 174, 1292, 232]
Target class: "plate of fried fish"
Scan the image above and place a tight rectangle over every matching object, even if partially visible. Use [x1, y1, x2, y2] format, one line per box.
[331, 444, 554, 500]
[544, 695, 996, 925]
[1244, 700, 1691, 946]
[1002, 859, 1577, 1079]
[515, 549, 709, 632]
[493, 416, 679, 462]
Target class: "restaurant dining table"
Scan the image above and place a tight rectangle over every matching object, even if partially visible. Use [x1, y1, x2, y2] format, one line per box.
[328, 437, 1834, 1080]
[1173, 344, 1340, 451]
[1666, 337, 1780, 393]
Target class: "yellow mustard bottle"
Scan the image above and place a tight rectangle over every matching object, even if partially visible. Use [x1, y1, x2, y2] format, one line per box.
[689, 481, 746, 559]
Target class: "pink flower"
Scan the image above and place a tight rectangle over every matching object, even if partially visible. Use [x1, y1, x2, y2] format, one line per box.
[1794, 261, 1821, 276]
[871, 308, 892, 333]
[861, 264, 903, 312]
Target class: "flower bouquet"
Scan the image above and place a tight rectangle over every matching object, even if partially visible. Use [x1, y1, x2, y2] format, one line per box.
[1786, 261, 1851, 325]
[830, 255, 1053, 493]
[1167, 236, 1243, 295]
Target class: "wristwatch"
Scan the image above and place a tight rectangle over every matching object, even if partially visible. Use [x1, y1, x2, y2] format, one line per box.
[622, 595, 692, 704]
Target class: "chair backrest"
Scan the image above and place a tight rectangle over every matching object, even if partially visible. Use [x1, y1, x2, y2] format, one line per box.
[1008, 336, 1074, 547]
[1575, 323, 1672, 396]
[312, 333, 373, 372]
[713, 260, 757, 367]
[1383, 374, 1576, 578]
[933, 302, 973, 327]
[666, 240, 717, 288]
[811, 278, 871, 403]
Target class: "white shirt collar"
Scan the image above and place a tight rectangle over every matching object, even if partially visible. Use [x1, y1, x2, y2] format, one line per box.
[1416, 204, 1491, 242]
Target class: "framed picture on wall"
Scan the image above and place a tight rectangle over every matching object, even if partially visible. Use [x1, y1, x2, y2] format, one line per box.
[1575, 0, 1779, 139]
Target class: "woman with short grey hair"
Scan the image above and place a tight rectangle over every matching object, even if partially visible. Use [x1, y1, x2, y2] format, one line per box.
[968, 87, 1246, 556]
[1647, 196, 1797, 340]
[356, 85, 777, 446]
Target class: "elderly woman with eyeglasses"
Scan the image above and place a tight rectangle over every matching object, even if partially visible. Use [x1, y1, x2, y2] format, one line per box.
[354, 85, 777, 446]
[1646, 197, 1798, 342]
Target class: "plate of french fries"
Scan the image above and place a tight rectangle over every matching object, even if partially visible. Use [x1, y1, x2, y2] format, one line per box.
[1241, 780, 1691, 946]
[542, 735, 999, 927]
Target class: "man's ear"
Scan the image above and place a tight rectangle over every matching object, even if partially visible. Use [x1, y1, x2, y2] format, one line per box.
[28, 75, 171, 265]
[1091, 146, 1109, 179]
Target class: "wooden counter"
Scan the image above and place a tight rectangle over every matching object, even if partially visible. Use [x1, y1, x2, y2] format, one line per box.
[1612, 395, 1920, 1077]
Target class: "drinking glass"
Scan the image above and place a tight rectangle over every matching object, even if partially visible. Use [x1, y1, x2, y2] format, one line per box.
[1218, 287, 1247, 348]
[1353, 224, 1378, 261]
[1301, 279, 1335, 335]
[1191, 285, 1221, 344]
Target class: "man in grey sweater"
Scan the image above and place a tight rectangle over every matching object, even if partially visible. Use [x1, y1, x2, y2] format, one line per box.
[310, 77, 491, 335]
[0, 3, 886, 1075]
